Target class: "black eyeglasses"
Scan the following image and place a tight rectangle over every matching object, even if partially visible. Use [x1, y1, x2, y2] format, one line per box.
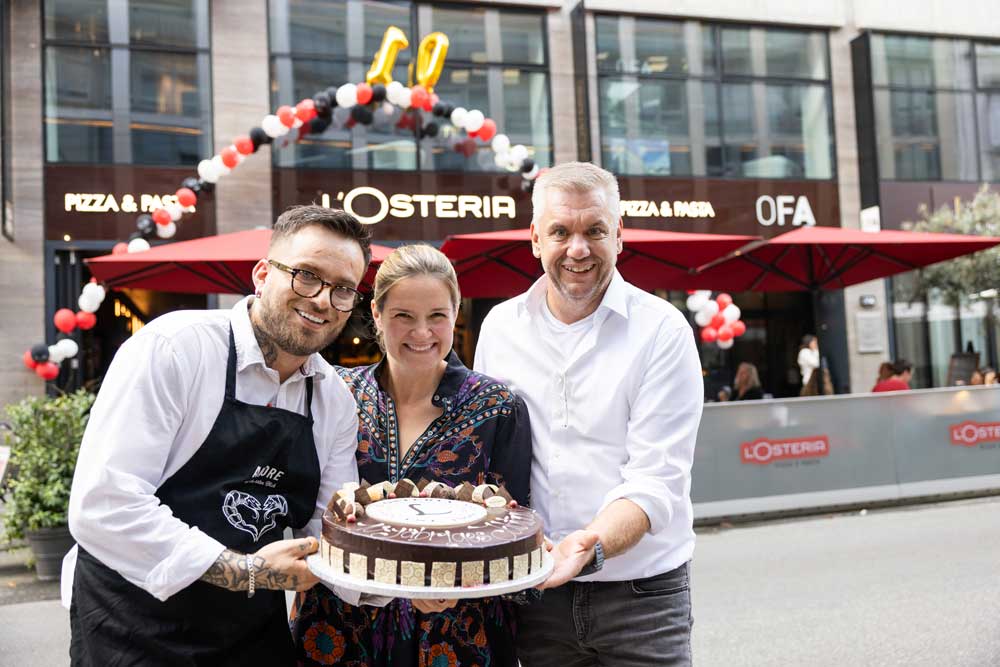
[267, 260, 363, 312]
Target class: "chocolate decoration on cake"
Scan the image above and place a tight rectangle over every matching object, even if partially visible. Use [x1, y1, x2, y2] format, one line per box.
[354, 487, 374, 506]
[495, 485, 514, 504]
[455, 482, 475, 502]
[431, 485, 456, 500]
[416, 477, 432, 491]
[472, 484, 495, 504]
[394, 479, 417, 498]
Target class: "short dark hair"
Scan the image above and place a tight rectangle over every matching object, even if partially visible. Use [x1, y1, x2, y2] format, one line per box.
[271, 205, 372, 266]
[892, 359, 913, 375]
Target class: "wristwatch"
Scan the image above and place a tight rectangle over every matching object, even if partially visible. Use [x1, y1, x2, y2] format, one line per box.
[577, 539, 605, 577]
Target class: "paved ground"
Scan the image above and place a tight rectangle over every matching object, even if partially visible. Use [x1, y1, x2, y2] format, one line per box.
[2, 497, 999, 666]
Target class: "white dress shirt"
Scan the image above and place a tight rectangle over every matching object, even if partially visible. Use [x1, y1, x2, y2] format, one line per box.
[798, 347, 820, 385]
[61, 297, 359, 605]
[474, 271, 704, 582]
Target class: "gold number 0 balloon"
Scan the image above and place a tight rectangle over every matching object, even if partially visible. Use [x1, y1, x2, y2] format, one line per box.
[366, 26, 409, 85]
[411, 32, 450, 92]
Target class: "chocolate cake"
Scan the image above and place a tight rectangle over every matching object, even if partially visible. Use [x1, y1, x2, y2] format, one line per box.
[320, 480, 545, 587]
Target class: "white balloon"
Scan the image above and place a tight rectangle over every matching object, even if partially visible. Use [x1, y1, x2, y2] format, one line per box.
[694, 309, 713, 327]
[386, 81, 404, 104]
[335, 83, 358, 109]
[166, 203, 184, 222]
[197, 159, 219, 183]
[156, 221, 177, 239]
[699, 300, 720, 318]
[717, 338, 734, 350]
[396, 88, 412, 109]
[686, 293, 709, 312]
[381, 102, 395, 116]
[48, 344, 67, 364]
[81, 282, 103, 300]
[128, 238, 151, 253]
[491, 134, 510, 153]
[524, 164, 540, 180]
[211, 154, 231, 176]
[450, 107, 468, 128]
[261, 114, 288, 138]
[464, 109, 485, 133]
[56, 338, 79, 359]
[722, 303, 741, 324]
[509, 144, 529, 164]
[494, 152, 510, 169]
[78, 292, 101, 313]
[697, 290, 713, 298]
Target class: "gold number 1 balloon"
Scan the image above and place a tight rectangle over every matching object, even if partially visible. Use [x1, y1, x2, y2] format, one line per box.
[412, 32, 450, 92]
[366, 26, 409, 85]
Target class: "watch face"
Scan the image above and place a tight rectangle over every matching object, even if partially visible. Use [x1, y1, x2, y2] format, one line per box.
[364, 497, 489, 529]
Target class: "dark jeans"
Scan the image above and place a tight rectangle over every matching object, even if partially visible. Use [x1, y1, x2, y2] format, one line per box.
[516, 562, 693, 667]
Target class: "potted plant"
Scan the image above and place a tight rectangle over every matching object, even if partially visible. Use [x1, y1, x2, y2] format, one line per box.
[2, 389, 94, 580]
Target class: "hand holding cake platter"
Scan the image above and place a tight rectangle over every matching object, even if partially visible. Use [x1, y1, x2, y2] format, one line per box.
[308, 478, 553, 599]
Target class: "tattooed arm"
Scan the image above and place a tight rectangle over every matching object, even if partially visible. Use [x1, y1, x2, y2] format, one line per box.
[200, 537, 320, 592]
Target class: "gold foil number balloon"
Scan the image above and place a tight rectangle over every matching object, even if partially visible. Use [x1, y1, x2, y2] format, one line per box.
[411, 32, 449, 93]
[366, 26, 409, 85]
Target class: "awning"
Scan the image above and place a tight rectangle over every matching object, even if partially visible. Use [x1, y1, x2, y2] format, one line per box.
[86, 228, 394, 294]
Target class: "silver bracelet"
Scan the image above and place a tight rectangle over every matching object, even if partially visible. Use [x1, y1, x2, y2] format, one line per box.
[246, 553, 256, 598]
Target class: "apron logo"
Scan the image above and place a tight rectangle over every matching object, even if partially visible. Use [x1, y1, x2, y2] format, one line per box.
[222, 490, 288, 543]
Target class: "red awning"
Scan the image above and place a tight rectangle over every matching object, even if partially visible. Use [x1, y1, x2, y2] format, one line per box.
[86, 228, 394, 294]
[439, 228, 760, 298]
[691, 226, 1000, 292]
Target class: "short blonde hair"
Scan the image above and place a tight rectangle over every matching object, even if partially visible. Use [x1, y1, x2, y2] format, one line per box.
[372, 244, 460, 313]
[531, 161, 621, 226]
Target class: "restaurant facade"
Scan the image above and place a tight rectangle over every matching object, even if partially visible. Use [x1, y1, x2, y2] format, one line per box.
[1, 0, 998, 409]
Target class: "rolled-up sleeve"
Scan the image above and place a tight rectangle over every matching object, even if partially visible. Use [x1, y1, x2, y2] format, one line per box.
[67, 331, 226, 602]
[599, 320, 704, 535]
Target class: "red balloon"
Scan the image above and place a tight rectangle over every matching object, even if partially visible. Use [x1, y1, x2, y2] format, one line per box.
[277, 105, 296, 127]
[54, 308, 77, 334]
[355, 84, 373, 105]
[76, 310, 97, 330]
[112, 242, 129, 255]
[23, 349, 38, 370]
[731, 320, 747, 337]
[35, 362, 60, 381]
[295, 98, 317, 122]
[234, 134, 254, 155]
[175, 187, 197, 208]
[152, 208, 172, 226]
[717, 324, 734, 342]
[700, 327, 718, 344]
[716, 293, 733, 309]
[477, 119, 497, 142]
[220, 146, 239, 169]
[709, 313, 726, 330]
[430, 93, 439, 108]
[410, 86, 429, 110]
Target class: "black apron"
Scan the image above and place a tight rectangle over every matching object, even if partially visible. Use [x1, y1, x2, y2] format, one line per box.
[70, 325, 322, 667]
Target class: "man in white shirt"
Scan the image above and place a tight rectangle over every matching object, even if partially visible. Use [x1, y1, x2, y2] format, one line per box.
[65, 205, 369, 666]
[475, 162, 704, 666]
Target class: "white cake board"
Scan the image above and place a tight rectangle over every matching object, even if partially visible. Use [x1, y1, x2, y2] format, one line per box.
[307, 550, 554, 600]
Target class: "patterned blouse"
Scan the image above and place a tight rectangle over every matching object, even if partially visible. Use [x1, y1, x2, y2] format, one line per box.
[293, 351, 533, 667]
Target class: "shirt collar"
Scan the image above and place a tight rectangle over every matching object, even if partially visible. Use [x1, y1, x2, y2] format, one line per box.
[370, 349, 469, 408]
[231, 296, 331, 380]
[517, 269, 630, 321]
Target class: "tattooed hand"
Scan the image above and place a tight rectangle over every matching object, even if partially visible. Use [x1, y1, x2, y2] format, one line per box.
[201, 537, 320, 593]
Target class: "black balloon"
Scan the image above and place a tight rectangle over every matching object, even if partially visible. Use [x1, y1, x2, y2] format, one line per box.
[249, 127, 271, 149]
[310, 117, 331, 134]
[351, 105, 374, 125]
[326, 86, 340, 107]
[371, 84, 387, 103]
[422, 122, 439, 138]
[181, 176, 202, 194]
[198, 180, 215, 194]
[135, 214, 155, 237]
[441, 103, 454, 118]
[432, 102, 447, 117]
[521, 158, 536, 173]
[313, 92, 332, 118]
[30, 343, 49, 363]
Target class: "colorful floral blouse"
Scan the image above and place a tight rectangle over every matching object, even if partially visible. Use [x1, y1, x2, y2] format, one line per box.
[293, 351, 532, 667]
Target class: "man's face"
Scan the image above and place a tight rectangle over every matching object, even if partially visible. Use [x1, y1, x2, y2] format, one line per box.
[530, 188, 623, 310]
[251, 225, 366, 357]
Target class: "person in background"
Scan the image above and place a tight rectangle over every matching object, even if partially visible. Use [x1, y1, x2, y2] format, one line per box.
[733, 362, 764, 401]
[984, 368, 998, 386]
[872, 359, 913, 392]
[797, 334, 820, 396]
[876, 361, 894, 385]
[716, 385, 732, 402]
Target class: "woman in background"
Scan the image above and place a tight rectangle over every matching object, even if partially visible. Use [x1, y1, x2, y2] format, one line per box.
[733, 362, 764, 401]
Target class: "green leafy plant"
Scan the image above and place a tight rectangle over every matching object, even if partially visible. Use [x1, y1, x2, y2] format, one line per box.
[2, 390, 94, 541]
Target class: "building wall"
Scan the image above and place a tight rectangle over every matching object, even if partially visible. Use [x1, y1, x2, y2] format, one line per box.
[0, 0, 45, 409]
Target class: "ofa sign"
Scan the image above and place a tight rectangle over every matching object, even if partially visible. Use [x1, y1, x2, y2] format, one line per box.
[755, 195, 816, 227]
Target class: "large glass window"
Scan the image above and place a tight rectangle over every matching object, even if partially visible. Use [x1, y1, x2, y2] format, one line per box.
[268, 0, 552, 172]
[870, 34, 1000, 182]
[43, 0, 211, 165]
[596, 17, 834, 179]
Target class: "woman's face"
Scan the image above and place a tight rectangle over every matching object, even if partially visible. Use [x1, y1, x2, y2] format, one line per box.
[372, 275, 457, 372]
[809, 338, 819, 351]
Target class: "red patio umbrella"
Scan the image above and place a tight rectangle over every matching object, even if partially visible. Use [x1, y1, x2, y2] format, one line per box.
[439, 228, 760, 298]
[86, 228, 394, 294]
[691, 226, 1000, 292]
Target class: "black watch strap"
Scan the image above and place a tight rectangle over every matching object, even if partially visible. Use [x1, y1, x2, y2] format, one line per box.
[578, 539, 605, 577]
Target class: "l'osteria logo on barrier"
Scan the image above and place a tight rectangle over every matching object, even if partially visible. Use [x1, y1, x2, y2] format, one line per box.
[950, 421, 1000, 449]
[740, 435, 830, 466]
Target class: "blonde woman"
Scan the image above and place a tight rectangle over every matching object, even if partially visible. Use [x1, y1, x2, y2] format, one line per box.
[292, 245, 532, 667]
[733, 362, 763, 400]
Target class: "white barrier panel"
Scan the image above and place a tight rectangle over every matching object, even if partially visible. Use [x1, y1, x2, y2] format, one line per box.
[692, 386, 1000, 520]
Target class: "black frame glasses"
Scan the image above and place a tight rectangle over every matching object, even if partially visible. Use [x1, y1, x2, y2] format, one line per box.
[267, 260, 363, 312]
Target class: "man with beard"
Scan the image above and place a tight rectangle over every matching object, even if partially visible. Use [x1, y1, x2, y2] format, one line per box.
[475, 162, 704, 666]
[64, 205, 370, 666]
